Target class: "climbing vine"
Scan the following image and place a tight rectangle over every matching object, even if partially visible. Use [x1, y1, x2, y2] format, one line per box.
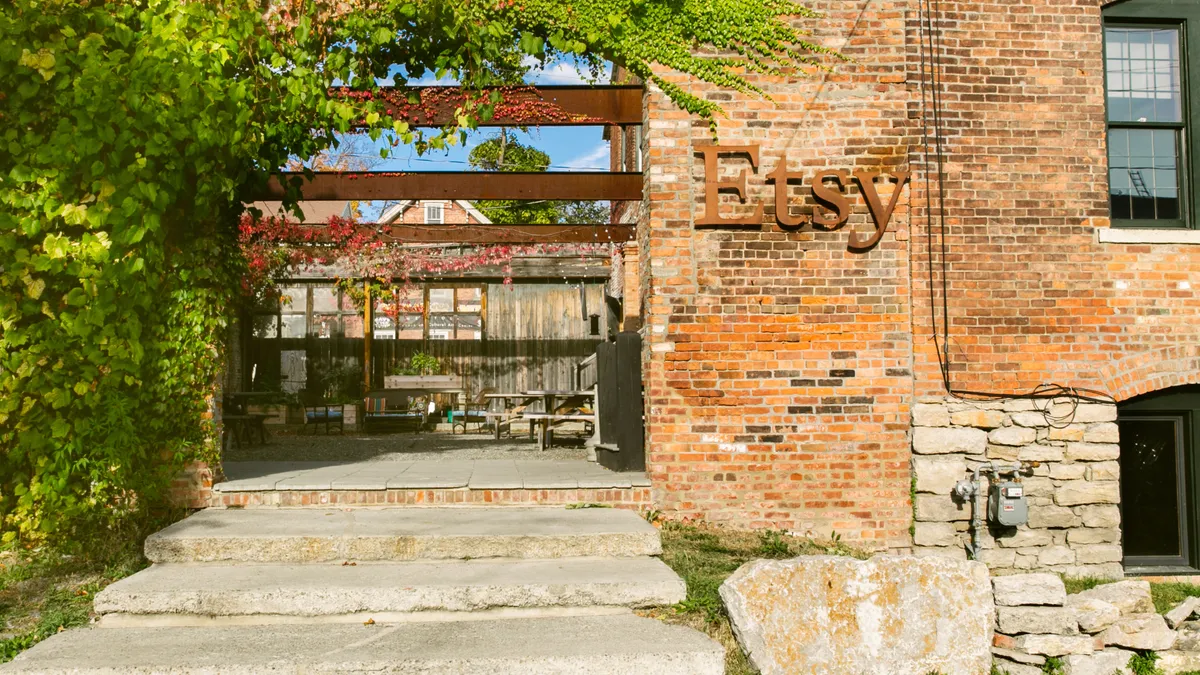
[0, 0, 834, 541]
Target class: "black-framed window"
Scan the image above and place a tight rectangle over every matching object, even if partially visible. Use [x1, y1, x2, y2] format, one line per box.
[372, 284, 484, 341]
[1120, 385, 1200, 572]
[1104, 1, 1200, 228]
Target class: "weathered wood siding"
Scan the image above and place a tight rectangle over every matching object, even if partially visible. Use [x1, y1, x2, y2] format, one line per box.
[244, 282, 607, 397]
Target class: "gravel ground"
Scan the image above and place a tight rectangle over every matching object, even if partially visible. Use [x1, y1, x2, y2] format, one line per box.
[224, 428, 592, 463]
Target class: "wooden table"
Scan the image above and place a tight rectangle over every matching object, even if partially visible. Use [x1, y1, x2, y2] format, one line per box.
[521, 390, 596, 451]
[483, 393, 540, 440]
[223, 393, 273, 450]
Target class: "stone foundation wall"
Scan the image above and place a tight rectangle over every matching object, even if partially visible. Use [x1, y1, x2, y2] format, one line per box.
[912, 397, 1123, 578]
[169, 461, 216, 509]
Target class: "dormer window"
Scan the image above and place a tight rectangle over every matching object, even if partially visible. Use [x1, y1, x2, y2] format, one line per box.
[424, 203, 444, 224]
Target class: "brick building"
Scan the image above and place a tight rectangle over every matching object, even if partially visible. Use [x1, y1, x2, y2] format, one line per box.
[609, 0, 1200, 577]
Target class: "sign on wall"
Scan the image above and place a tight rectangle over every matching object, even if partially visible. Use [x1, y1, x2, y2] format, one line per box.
[696, 145, 911, 252]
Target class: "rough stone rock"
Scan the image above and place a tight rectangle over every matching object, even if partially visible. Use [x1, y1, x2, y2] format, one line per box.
[913, 522, 958, 547]
[993, 573, 1066, 607]
[1002, 399, 1039, 412]
[1175, 621, 1200, 651]
[1166, 597, 1200, 629]
[989, 426, 1038, 447]
[1010, 412, 1051, 428]
[996, 606, 1079, 635]
[914, 456, 968, 494]
[950, 409, 1007, 428]
[1078, 505, 1122, 529]
[992, 658, 1043, 675]
[1073, 404, 1118, 423]
[992, 646, 1046, 666]
[914, 494, 970, 522]
[1089, 461, 1120, 481]
[1028, 506, 1081, 529]
[1049, 464, 1088, 481]
[1065, 596, 1120, 634]
[1011, 633, 1100, 657]
[1074, 544, 1123, 565]
[1066, 528, 1120, 545]
[913, 403, 951, 427]
[1061, 648, 1134, 675]
[1019, 444, 1065, 462]
[719, 555, 993, 675]
[1049, 425, 1087, 442]
[1037, 546, 1077, 567]
[914, 427, 988, 455]
[1083, 423, 1120, 444]
[1074, 581, 1154, 616]
[1098, 613, 1177, 651]
[995, 529, 1054, 549]
[1054, 481, 1121, 506]
[1159, 650, 1200, 673]
[1065, 443, 1121, 461]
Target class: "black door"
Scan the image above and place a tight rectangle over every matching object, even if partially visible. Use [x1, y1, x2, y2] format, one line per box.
[1120, 385, 1200, 570]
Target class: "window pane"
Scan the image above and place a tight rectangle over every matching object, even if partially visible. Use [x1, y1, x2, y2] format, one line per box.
[373, 314, 396, 339]
[1108, 128, 1180, 221]
[1106, 26, 1182, 123]
[397, 314, 423, 340]
[339, 291, 359, 312]
[312, 314, 340, 339]
[456, 287, 483, 312]
[281, 314, 307, 338]
[280, 285, 307, 312]
[455, 314, 482, 340]
[343, 314, 364, 339]
[252, 314, 278, 339]
[312, 286, 338, 312]
[1119, 418, 1185, 559]
[429, 288, 454, 313]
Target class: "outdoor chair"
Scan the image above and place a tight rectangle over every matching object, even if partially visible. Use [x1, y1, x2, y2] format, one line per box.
[452, 387, 495, 434]
[300, 391, 344, 435]
[221, 395, 267, 450]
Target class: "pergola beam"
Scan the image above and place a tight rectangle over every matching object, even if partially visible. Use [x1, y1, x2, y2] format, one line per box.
[381, 224, 633, 244]
[344, 85, 644, 127]
[260, 171, 643, 201]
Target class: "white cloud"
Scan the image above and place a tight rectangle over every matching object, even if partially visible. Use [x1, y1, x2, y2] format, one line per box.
[558, 141, 611, 171]
[522, 57, 612, 85]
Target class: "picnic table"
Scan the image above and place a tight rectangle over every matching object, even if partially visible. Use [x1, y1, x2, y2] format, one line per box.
[521, 389, 596, 451]
[483, 393, 540, 440]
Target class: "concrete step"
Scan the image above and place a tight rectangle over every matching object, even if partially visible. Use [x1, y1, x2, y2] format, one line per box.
[95, 558, 686, 624]
[146, 507, 662, 563]
[1, 615, 724, 674]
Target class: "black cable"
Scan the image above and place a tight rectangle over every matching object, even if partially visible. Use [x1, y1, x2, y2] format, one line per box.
[917, 0, 1116, 409]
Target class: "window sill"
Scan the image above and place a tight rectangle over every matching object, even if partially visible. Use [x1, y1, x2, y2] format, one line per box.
[1097, 228, 1200, 245]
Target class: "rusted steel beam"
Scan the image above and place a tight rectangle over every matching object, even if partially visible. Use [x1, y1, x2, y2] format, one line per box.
[381, 224, 634, 244]
[261, 172, 643, 201]
[277, 223, 634, 244]
[337, 85, 644, 127]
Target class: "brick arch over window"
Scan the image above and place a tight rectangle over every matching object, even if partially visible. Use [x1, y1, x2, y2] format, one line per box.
[1100, 344, 1200, 402]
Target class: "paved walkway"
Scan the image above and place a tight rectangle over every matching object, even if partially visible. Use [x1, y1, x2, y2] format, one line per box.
[216, 460, 650, 492]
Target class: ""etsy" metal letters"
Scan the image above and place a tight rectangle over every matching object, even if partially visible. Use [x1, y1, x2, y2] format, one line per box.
[695, 145, 911, 252]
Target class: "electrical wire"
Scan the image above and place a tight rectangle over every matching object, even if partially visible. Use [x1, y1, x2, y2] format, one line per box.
[916, 0, 1116, 412]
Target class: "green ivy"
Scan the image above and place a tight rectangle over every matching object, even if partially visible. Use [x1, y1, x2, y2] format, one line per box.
[0, 0, 831, 542]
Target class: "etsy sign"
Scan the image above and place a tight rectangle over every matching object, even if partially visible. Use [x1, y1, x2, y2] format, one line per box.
[696, 144, 911, 252]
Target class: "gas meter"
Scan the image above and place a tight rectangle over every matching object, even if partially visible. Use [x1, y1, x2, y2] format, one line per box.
[987, 481, 1028, 527]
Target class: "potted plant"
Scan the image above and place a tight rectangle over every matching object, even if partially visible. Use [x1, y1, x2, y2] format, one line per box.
[383, 352, 457, 390]
[314, 361, 364, 430]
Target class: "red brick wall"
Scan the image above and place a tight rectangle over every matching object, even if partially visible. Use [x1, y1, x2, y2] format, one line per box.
[640, 1, 913, 548]
[639, 0, 1200, 548]
[910, 0, 1200, 401]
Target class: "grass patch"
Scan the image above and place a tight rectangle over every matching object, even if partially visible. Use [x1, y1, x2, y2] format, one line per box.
[646, 522, 867, 675]
[1061, 575, 1108, 595]
[0, 511, 182, 663]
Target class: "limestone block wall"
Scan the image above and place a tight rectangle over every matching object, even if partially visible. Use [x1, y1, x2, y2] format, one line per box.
[912, 397, 1123, 578]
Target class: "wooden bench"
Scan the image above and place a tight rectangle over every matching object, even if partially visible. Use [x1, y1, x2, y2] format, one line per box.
[520, 412, 597, 451]
[364, 391, 429, 434]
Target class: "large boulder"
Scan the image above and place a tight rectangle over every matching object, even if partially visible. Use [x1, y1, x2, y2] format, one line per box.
[1098, 613, 1177, 651]
[719, 555, 992, 675]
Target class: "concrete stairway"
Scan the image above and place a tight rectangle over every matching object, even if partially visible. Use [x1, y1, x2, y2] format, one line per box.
[1, 507, 724, 674]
